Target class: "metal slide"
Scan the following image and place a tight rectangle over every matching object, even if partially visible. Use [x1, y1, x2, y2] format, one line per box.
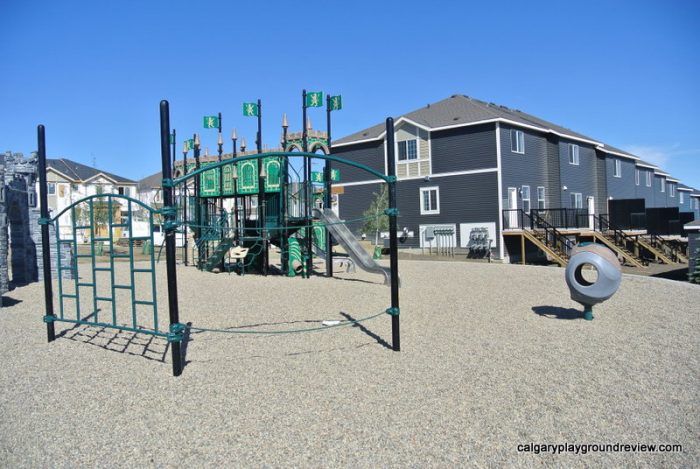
[312, 208, 393, 285]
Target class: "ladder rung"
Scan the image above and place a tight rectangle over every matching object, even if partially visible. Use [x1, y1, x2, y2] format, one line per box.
[132, 268, 152, 273]
[112, 254, 130, 258]
[130, 236, 151, 241]
[134, 300, 154, 306]
[93, 237, 111, 241]
[114, 285, 132, 290]
[76, 254, 92, 258]
[95, 296, 114, 302]
[75, 225, 92, 229]
[94, 267, 111, 272]
[111, 223, 129, 228]
[60, 293, 77, 299]
[58, 266, 74, 271]
[77, 282, 94, 287]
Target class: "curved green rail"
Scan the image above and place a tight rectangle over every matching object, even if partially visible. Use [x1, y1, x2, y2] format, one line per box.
[169, 151, 394, 187]
[50, 193, 158, 222]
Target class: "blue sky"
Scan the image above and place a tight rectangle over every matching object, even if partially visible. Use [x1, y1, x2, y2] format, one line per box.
[2, 0, 699, 187]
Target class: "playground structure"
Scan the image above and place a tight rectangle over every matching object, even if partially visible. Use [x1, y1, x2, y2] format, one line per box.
[564, 242, 622, 320]
[37, 100, 402, 376]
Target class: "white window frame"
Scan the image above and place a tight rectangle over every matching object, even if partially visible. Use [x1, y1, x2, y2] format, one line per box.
[48, 182, 56, 195]
[511, 130, 524, 154]
[635, 168, 640, 186]
[660, 177, 665, 192]
[568, 144, 579, 165]
[521, 185, 531, 214]
[613, 158, 621, 178]
[537, 186, 546, 210]
[645, 171, 652, 187]
[397, 139, 418, 162]
[420, 186, 440, 215]
[669, 184, 675, 198]
[570, 192, 583, 209]
[679, 192, 684, 204]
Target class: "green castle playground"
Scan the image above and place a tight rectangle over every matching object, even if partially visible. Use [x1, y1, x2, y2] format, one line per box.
[36, 95, 402, 376]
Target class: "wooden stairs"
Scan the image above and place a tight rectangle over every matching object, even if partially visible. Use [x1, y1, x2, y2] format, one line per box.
[588, 232, 645, 268]
[521, 230, 569, 267]
[642, 235, 687, 263]
[635, 236, 676, 264]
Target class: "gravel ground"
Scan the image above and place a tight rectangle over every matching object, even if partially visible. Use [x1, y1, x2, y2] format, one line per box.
[0, 260, 698, 468]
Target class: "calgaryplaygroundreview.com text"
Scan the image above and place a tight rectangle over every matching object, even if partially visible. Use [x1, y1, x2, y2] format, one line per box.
[517, 442, 683, 455]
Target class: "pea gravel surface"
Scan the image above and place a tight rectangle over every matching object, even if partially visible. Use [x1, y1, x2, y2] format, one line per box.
[0, 260, 698, 468]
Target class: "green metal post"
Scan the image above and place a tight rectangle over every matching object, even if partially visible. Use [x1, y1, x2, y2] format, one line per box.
[37, 125, 56, 341]
[386, 117, 400, 351]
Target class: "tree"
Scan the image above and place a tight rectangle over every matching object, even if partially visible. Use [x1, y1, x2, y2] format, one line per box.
[361, 185, 389, 245]
[689, 248, 700, 284]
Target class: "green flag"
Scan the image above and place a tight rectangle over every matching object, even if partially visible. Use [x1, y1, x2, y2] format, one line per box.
[184, 139, 194, 151]
[169, 133, 174, 144]
[311, 171, 324, 183]
[331, 168, 340, 182]
[329, 95, 342, 111]
[203, 116, 219, 129]
[305, 91, 323, 108]
[243, 102, 259, 117]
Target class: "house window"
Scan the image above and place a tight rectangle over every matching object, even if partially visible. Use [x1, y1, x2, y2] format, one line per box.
[521, 186, 531, 214]
[537, 186, 546, 209]
[511, 130, 524, 154]
[660, 177, 665, 192]
[669, 184, 675, 198]
[48, 183, 56, 195]
[613, 158, 621, 178]
[568, 144, 579, 165]
[680, 192, 684, 204]
[28, 191, 36, 207]
[398, 140, 418, 161]
[420, 187, 440, 215]
[645, 171, 652, 187]
[635, 168, 640, 186]
[570, 192, 583, 209]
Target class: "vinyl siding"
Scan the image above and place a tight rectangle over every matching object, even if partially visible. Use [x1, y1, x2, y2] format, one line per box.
[606, 156, 636, 200]
[678, 191, 693, 213]
[430, 123, 497, 174]
[653, 175, 668, 207]
[500, 125, 549, 210]
[337, 172, 500, 252]
[593, 152, 608, 215]
[395, 123, 431, 179]
[688, 231, 699, 275]
[559, 140, 597, 209]
[545, 135, 562, 209]
[331, 140, 385, 184]
[635, 167, 655, 207]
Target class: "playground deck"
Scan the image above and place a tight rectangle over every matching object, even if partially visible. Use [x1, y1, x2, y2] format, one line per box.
[1, 260, 698, 468]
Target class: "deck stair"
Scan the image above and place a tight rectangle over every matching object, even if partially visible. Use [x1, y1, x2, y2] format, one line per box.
[528, 211, 574, 267]
[634, 236, 676, 264]
[592, 215, 645, 268]
[642, 234, 687, 263]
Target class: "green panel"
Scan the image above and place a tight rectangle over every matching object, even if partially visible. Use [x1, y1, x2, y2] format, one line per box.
[329, 95, 342, 111]
[199, 163, 220, 197]
[238, 160, 259, 194]
[203, 116, 219, 128]
[305, 92, 323, 107]
[331, 168, 340, 182]
[243, 102, 259, 116]
[264, 157, 281, 193]
[311, 171, 323, 183]
[222, 164, 235, 195]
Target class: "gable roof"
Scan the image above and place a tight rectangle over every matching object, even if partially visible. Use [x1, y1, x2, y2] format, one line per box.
[137, 171, 163, 192]
[334, 95, 601, 146]
[47, 158, 135, 184]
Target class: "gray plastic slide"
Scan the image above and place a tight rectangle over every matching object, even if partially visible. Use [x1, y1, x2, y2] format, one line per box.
[312, 243, 356, 273]
[312, 208, 393, 286]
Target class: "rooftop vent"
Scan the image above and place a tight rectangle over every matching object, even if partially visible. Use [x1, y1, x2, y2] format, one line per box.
[362, 132, 368, 136]
[453, 117, 460, 121]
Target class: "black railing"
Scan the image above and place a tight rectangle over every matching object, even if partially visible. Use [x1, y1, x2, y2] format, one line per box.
[532, 208, 590, 229]
[530, 210, 575, 257]
[647, 233, 682, 262]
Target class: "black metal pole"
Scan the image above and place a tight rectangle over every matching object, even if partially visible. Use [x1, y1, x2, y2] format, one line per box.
[182, 147, 188, 266]
[303, 89, 312, 278]
[216, 113, 224, 271]
[256, 99, 267, 275]
[160, 100, 183, 376]
[232, 135, 239, 240]
[194, 134, 201, 268]
[37, 125, 56, 342]
[324, 95, 333, 278]
[281, 122, 288, 274]
[171, 129, 176, 177]
[386, 117, 400, 352]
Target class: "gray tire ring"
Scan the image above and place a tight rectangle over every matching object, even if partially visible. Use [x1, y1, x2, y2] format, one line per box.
[565, 251, 622, 306]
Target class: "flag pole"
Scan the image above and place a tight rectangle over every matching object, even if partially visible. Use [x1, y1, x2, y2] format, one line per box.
[324, 95, 333, 278]
[256, 99, 268, 276]
[302, 89, 312, 278]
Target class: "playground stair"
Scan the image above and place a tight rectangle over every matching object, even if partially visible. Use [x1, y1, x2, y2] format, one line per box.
[589, 232, 645, 268]
[203, 237, 235, 272]
[522, 229, 569, 267]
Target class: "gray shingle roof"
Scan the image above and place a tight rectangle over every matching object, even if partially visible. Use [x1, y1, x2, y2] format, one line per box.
[137, 171, 163, 192]
[47, 158, 135, 184]
[334, 95, 600, 145]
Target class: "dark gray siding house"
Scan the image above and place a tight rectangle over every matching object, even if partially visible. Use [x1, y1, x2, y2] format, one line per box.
[678, 185, 693, 213]
[685, 220, 700, 277]
[330, 94, 699, 263]
[653, 173, 669, 208]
